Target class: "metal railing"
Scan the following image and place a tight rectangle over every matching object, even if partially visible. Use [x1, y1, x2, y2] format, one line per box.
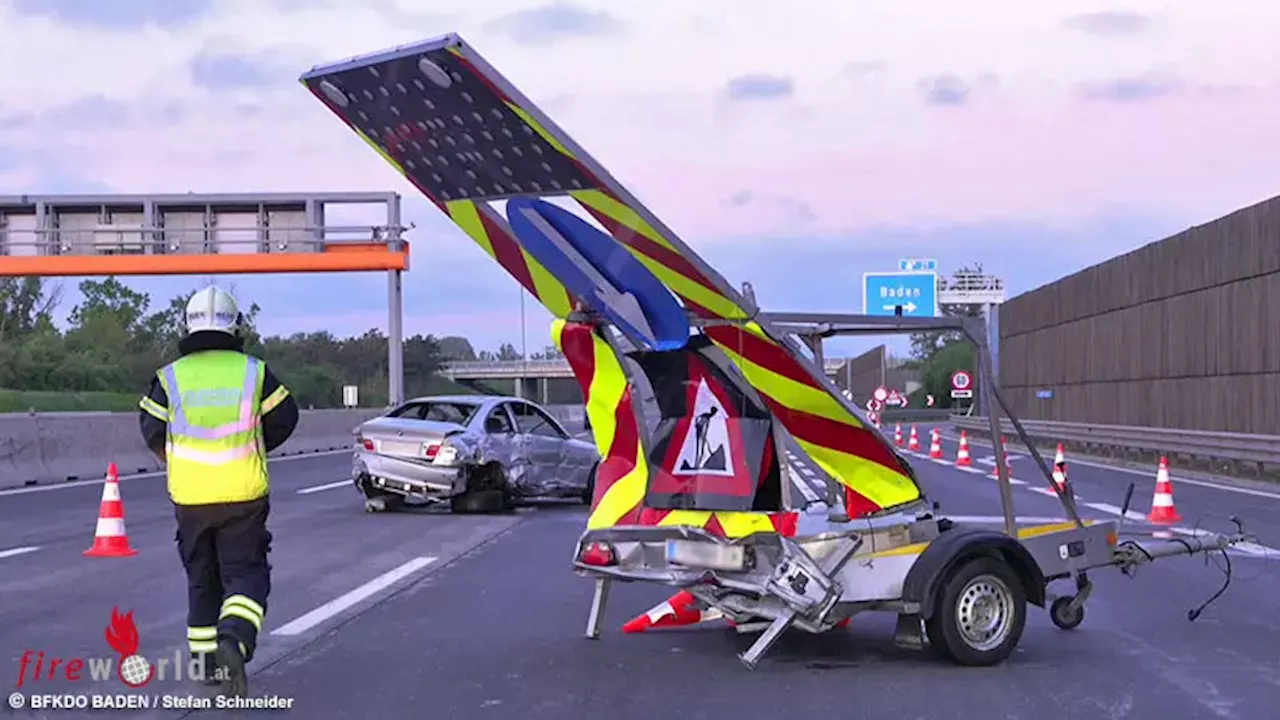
[950, 415, 1280, 467]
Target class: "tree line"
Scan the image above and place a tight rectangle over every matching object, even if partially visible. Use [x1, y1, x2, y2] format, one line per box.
[0, 277, 558, 411]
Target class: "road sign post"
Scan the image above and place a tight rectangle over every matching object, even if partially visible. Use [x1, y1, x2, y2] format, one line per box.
[862, 271, 939, 318]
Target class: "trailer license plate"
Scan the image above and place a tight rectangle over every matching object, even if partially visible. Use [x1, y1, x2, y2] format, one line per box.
[665, 540, 745, 571]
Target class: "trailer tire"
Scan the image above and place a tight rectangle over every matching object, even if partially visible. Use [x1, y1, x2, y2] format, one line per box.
[926, 555, 1027, 666]
[1049, 596, 1084, 630]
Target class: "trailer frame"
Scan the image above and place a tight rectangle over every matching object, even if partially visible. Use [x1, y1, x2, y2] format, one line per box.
[573, 310, 1253, 668]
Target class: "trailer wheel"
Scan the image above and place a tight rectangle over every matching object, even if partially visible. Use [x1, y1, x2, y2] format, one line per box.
[926, 556, 1027, 666]
[1049, 596, 1084, 630]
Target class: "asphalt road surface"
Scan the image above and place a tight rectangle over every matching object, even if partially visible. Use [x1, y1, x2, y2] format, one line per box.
[2, 426, 1278, 719]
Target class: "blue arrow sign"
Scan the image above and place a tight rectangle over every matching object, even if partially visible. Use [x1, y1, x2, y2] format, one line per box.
[862, 271, 939, 317]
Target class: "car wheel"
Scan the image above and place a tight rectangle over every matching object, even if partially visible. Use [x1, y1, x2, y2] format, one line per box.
[924, 556, 1027, 666]
[451, 464, 513, 515]
[581, 463, 598, 505]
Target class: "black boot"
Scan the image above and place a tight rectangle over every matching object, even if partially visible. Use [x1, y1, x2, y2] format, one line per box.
[193, 653, 222, 686]
[215, 638, 248, 698]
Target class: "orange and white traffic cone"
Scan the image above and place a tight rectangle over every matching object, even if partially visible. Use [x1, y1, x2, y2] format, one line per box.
[1147, 456, 1183, 524]
[622, 590, 723, 633]
[990, 436, 1012, 477]
[1051, 443, 1067, 489]
[84, 463, 138, 558]
[894, 423, 903, 446]
[907, 425, 920, 451]
[955, 431, 972, 467]
[928, 428, 943, 458]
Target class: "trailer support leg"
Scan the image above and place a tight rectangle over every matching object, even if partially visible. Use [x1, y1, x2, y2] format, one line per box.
[738, 611, 798, 670]
[585, 578, 611, 639]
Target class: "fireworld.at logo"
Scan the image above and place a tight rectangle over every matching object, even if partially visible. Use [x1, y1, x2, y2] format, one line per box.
[15, 606, 225, 689]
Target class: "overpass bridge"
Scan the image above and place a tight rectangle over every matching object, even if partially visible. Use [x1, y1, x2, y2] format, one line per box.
[441, 357, 853, 403]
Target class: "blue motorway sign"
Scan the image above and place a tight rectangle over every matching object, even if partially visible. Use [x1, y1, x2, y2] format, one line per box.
[862, 271, 939, 317]
[898, 258, 938, 272]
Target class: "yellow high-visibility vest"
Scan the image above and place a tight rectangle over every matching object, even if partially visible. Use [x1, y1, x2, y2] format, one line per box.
[151, 351, 273, 505]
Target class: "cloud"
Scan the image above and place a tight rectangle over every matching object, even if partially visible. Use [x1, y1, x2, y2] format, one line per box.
[724, 73, 794, 102]
[1062, 11, 1153, 36]
[1078, 73, 1184, 102]
[188, 48, 302, 90]
[4, 0, 1280, 352]
[483, 3, 624, 46]
[9, 0, 215, 30]
[915, 73, 997, 106]
[917, 74, 971, 106]
[843, 61, 888, 80]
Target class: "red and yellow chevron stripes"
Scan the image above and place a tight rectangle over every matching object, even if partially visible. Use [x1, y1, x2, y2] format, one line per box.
[553, 318, 798, 538]
[553, 318, 646, 529]
[306, 46, 921, 516]
[437, 199, 574, 318]
[638, 508, 798, 539]
[567, 191, 921, 515]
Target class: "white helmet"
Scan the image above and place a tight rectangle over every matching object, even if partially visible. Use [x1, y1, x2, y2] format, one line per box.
[185, 286, 242, 336]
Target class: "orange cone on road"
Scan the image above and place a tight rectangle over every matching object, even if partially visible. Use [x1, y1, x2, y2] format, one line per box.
[907, 425, 921, 451]
[955, 431, 972, 467]
[928, 429, 943, 458]
[1147, 456, 1183, 524]
[622, 590, 723, 633]
[894, 423, 903, 446]
[1052, 443, 1067, 488]
[84, 463, 138, 558]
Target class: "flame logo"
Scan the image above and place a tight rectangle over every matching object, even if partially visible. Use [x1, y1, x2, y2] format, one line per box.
[104, 606, 153, 688]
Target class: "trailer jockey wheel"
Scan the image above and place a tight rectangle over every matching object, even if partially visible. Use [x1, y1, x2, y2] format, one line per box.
[926, 556, 1028, 666]
[1049, 596, 1085, 630]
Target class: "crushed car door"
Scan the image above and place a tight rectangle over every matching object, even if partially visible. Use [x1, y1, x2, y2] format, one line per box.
[508, 402, 564, 492]
[484, 403, 529, 488]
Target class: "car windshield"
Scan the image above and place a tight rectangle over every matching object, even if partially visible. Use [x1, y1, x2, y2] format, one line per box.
[390, 401, 481, 425]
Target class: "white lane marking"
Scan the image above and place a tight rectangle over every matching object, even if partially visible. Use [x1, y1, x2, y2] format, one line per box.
[297, 480, 352, 495]
[1083, 501, 1147, 522]
[788, 465, 821, 504]
[0, 448, 352, 497]
[0, 546, 40, 560]
[942, 432, 1280, 501]
[272, 556, 438, 637]
[1082, 502, 1279, 557]
[1028, 487, 1060, 498]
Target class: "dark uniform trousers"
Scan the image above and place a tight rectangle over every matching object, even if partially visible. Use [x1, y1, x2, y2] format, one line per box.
[175, 497, 272, 664]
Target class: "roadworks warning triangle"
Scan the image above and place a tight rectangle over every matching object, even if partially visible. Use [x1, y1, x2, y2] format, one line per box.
[672, 378, 734, 477]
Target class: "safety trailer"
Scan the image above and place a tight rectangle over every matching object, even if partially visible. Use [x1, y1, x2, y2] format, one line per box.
[298, 33, 1254, 670]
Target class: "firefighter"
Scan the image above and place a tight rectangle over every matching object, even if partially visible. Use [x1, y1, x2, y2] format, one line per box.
[137, 285, 299, 697]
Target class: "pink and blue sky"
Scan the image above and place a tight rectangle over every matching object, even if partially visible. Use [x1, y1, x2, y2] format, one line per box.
[1, 0, 1276, 357]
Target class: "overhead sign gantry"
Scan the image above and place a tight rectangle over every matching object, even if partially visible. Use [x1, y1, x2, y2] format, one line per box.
[0, 191, 412, 404]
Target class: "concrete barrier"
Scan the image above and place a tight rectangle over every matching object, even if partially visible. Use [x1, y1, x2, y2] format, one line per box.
[0, 403, 584, 490]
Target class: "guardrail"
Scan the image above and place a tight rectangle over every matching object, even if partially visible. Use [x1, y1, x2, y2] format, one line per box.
[950, 415, 1280, 470]
[0, 403, 586, 491]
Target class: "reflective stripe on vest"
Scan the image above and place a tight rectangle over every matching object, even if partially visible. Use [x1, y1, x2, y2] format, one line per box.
[160, 352, 268, 505]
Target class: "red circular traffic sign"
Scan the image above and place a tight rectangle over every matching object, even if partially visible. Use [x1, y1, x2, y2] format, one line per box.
[873, 386, 888, 402]
[951, 370, 972, 390]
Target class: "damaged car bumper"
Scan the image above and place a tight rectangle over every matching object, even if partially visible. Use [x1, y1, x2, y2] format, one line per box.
[353, 454, 466, 501]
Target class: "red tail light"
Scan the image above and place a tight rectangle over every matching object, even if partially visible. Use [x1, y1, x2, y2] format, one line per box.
[579, 542, 616, 567]
[360, 438, 374, 451]
[422, 443, 440, 460]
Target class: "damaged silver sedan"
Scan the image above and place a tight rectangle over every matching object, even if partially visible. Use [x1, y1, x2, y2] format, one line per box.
[352, 394, 599, 513]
